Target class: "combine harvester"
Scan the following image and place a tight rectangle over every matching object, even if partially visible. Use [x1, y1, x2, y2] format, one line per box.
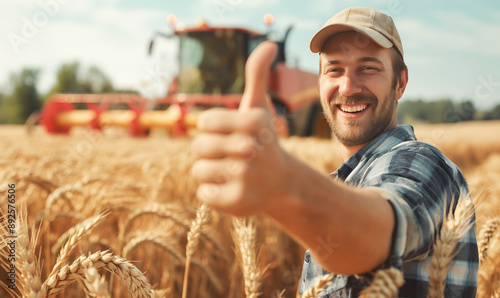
[40, 15, 329, 138]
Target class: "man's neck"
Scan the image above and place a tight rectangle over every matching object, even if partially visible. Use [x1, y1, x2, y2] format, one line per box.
[340, 143, 368, 161]
[339, 123, 398, 161]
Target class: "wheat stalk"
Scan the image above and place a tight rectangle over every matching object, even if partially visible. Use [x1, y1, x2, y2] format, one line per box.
[359, 267, 404, 298]
[273, 289, 286, 298]
[152, 170, 168, 201]
[42, 250, 152, 297]
[427, 194, 475, 298]
[233, 217, 266, 298]
[477, 217, 500, 263]
[301, 273, 335, 298]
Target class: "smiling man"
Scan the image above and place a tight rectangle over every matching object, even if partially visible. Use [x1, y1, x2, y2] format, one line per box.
[192, 7, 478, 297]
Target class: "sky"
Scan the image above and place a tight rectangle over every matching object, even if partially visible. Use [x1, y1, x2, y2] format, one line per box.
[2, 0, 500, 110]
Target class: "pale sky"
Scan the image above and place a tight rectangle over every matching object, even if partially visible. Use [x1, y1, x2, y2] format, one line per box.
[2, 0, 500, 109]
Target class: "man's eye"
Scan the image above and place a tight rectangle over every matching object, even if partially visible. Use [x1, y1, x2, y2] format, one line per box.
[360, 66, 379, 74]
[327, 68, 342, 74]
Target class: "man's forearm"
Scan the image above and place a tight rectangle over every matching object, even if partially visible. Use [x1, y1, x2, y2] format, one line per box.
[264, 151, 395, 274]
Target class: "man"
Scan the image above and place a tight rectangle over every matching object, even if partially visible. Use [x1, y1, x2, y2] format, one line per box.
[191, 7, 478, 297]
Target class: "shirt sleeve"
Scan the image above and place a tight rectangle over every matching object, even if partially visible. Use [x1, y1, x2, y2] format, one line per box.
[358, 141, 463, 268]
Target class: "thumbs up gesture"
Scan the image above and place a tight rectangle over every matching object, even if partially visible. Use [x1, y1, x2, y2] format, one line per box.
[191, 41, 292, 217]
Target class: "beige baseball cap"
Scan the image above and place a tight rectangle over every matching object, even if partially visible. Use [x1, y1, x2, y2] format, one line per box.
[310, 7, 404, 59]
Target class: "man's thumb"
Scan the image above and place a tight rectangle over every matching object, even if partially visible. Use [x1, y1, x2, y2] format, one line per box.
[239, 41, 278, 111]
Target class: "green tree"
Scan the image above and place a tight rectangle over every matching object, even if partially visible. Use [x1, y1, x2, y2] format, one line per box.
[82, 66, 114, 93]
[45, 62, 115, 101]
[398, 99, 476, 124]
[397, 99, 432, 123]
[431, 99, 454, 123]
[48, 62, 81, 95]
[0, 69, 41, 123]
[482, 103, 500, 120]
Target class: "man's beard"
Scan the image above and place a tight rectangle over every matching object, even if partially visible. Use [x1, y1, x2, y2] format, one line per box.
[321, 90, 396, 147]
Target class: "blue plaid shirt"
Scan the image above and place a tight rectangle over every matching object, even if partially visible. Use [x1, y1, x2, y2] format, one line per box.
[299, 125, 478, 297]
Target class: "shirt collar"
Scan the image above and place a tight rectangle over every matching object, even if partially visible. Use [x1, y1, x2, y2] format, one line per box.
[333, 125, 417, 180]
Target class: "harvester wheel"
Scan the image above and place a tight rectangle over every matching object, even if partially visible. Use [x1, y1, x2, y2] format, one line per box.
[40, 100, 74, 134]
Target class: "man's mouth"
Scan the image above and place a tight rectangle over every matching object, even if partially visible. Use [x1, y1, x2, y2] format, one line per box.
[337, 104, 368, 114]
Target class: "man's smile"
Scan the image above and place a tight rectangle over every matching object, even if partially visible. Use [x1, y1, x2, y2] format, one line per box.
[337, 104, 368, 113]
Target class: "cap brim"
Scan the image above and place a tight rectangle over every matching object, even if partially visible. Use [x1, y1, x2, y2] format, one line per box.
[310, 24, 393, 53]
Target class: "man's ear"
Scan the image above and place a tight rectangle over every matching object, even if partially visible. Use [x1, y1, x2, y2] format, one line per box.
[395, 68, 408, 101]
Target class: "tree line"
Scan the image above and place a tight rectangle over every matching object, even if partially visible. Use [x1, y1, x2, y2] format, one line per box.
[396, 99, 500, 124]
[0, 62, 133, 124]
[1, 63, 500, 124]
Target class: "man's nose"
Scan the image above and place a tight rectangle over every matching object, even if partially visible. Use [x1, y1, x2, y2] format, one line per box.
[339, 73, 362, 97]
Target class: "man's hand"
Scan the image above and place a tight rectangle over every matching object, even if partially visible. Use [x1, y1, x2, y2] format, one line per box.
[191, 41, 290, 217]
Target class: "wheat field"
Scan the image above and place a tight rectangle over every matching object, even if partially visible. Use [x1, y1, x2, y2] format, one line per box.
[1, 121, 499, 298]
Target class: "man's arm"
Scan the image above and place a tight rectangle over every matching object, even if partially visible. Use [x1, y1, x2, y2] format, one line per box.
[191, 41, 395, 274]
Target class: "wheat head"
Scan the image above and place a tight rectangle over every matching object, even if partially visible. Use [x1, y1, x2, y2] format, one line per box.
[301, 273, 335, 298]
[477, 217, 499, 263]
[233, 217, 266, 298]
[359, 267, 404, 298]
[427, 194, 475, 298]
[42, 250, 152, 297]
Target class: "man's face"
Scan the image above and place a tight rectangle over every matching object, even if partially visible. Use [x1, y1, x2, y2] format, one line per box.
[319, 31, 401, 147]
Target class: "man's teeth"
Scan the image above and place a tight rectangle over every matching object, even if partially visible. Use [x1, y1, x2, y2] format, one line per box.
[339, 104, 368, 113]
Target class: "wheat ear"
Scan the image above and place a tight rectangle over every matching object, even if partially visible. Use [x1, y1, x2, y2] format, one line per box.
[120, 203, 228, 260]
[82, 267, 110, 298]
[427, 194, 475, 298]
[50, 212, 107, 276]
[14, 172, 57, 192]
[120, 203, 191, 240]
[477, 217, 499, 263]
[233, 217, 266, 298]
[42, 250, 152, 297]
[301, 273, 335, 298]
[44, 176, 102, 213]
[182, 203, 211, 298]
[15, 208, 44, 298]
[151, 288, 172, 298]
[122, 231, 224, 294]
[359, 267, 404, 298]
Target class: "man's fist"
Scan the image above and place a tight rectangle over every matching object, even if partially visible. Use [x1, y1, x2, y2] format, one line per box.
[191, 41, 291, 217]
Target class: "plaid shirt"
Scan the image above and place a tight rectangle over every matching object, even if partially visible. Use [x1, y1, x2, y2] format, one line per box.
[299, 125, 478, 297]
